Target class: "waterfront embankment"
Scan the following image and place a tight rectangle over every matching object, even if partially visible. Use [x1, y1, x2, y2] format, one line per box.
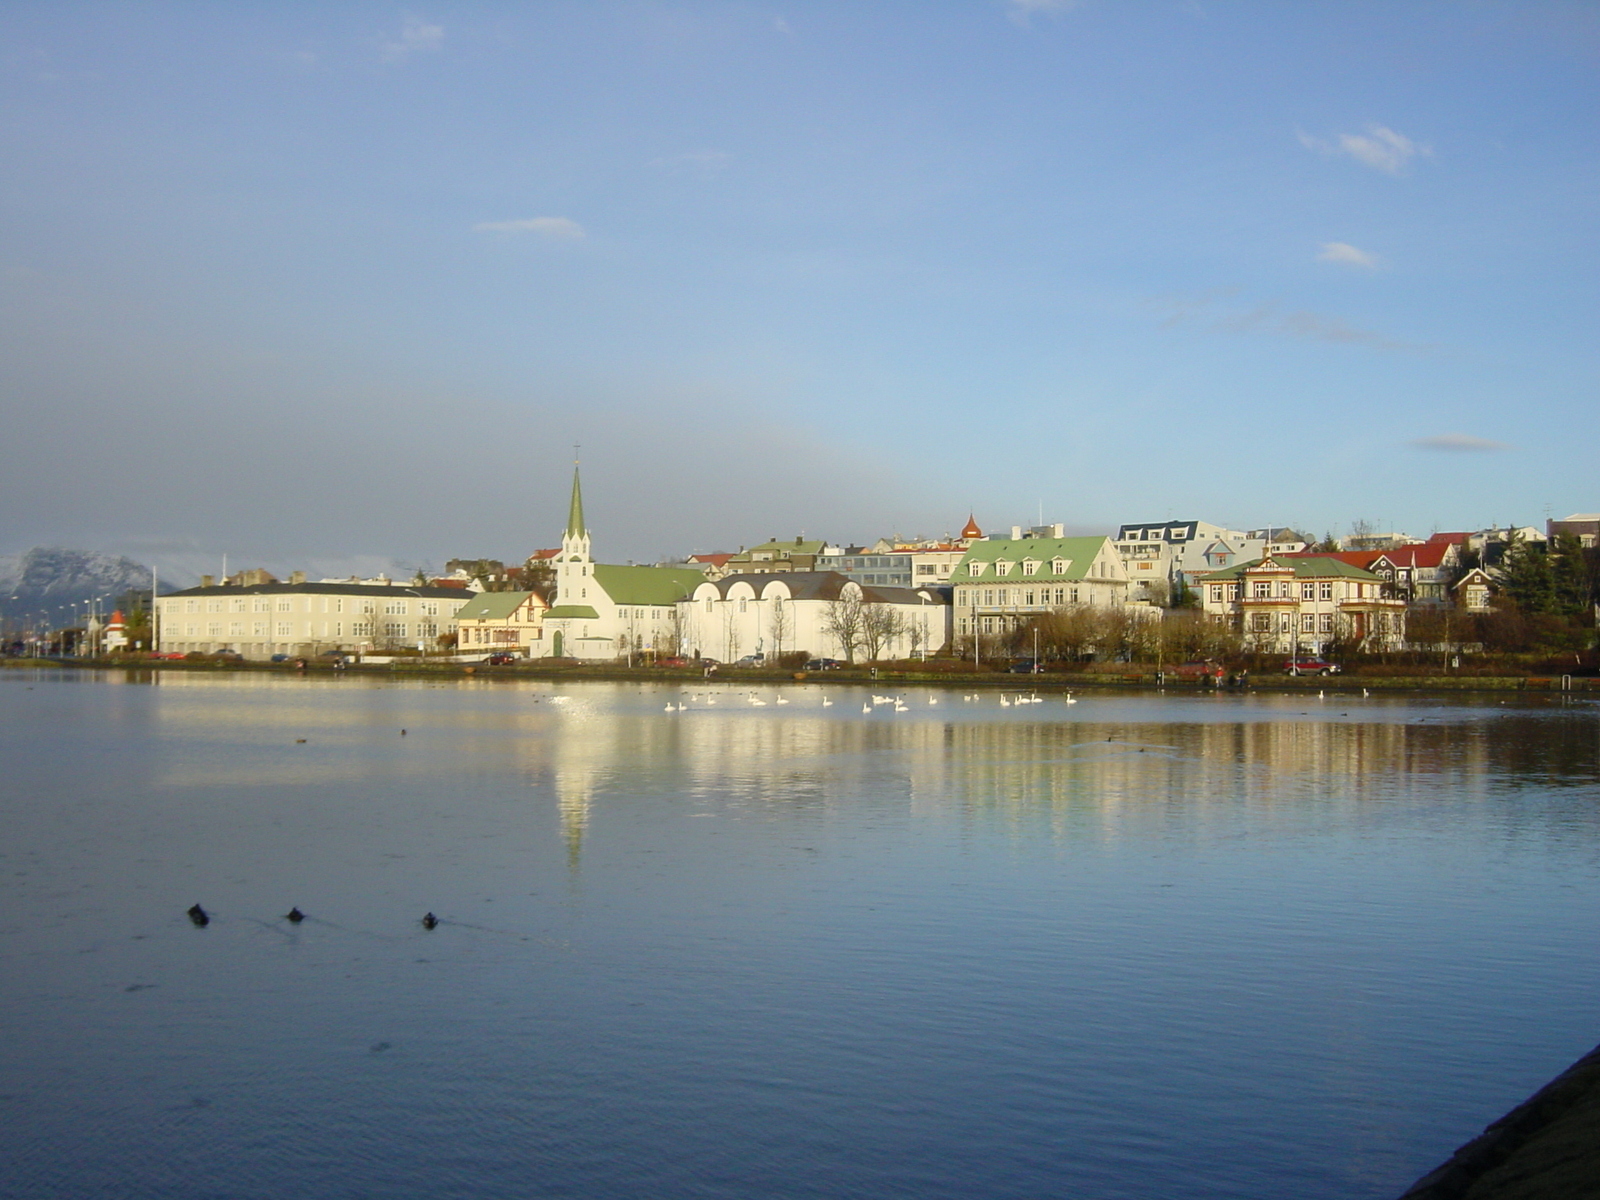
[1398, 1041, 1600, 1200]
[5, 654, 1597, 697]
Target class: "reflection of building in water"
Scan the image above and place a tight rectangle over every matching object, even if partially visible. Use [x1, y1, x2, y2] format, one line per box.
[934, 714, 1504, 840]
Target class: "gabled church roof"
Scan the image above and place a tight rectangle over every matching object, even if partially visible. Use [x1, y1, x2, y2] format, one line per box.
[593, 564, 704, 606]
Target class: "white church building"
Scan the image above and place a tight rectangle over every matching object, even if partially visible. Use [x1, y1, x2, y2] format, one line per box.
[541, 466, 705, 660]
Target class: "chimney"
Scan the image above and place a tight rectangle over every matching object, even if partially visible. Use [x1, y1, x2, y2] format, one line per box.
[1011, 526, 1022, 540]
[290, 570, 306, 585]
[201, 575, 215, 588]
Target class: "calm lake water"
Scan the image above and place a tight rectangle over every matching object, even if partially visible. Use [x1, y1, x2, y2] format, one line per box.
[2, 671, 1598, 1200]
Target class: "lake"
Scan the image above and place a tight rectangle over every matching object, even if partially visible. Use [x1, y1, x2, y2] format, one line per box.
[2, 670, 1598, 1199]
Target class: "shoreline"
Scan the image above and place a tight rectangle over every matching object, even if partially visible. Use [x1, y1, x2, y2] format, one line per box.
[5, 656, 1595, 696]
[1397, 1041, 1600, 1199]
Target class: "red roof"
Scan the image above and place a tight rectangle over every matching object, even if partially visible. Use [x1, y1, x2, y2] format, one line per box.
[1286, 543, 1455, 570]
[1427, 531, 1469, 546]
[688, 553, 735, 567]
[1381, 542, 1455, 569]
[527, 548, 561, 562]
[1286, 549, 1388, 570]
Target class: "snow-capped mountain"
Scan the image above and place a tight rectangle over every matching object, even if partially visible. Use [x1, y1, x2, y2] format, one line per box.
[0, 548, 155, 628]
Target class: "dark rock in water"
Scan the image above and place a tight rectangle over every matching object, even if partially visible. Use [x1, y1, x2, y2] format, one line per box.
[187, 904, 209, 927]
[421, 912, 439, 930]
[286, 907, 305, 923]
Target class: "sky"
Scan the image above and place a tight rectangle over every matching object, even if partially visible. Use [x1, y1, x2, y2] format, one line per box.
[2, 1, 1596, 580]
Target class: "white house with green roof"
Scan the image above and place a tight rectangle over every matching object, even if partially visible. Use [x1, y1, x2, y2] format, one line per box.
[952, 536, 1132, 641]
[541, 466, 704, 659]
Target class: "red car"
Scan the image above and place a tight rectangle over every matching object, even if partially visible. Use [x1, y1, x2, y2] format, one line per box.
[1172, 660, 1225, 680]
[1284, 657, 1340, 676]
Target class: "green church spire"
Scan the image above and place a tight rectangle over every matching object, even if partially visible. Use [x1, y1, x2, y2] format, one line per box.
[566, 462, 586, 539]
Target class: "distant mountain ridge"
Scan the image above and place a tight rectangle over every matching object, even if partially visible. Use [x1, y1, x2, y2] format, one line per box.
[0, 547, 155, 628]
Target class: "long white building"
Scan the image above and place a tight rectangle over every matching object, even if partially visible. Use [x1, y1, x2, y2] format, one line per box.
[157, 575, 473, 658]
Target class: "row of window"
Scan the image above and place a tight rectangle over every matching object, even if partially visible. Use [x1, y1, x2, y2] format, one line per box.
[172, 620, 444, 640]
[960, 587, 1081, 608]
[171, 596, 455, 617]
[1210, 581, 1347, 603]
[1247, 612, 1397, 634]
[968, 557, 1073, 578]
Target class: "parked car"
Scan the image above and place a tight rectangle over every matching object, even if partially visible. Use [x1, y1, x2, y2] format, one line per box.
[1008, 660, 1043, 674]
[1284, 657, 1340, 676]
[485, 653, 518, 665]
[734, 654, 766, 666]
[1172, 659, 1226, 680]
[653, 656, 688, 667]
[270, 654, 291, 663]
[804, 658, 841, 670]
[318, 650, 347, 661]
[212, 649, 244, 661]
[148, 651, 186, 660]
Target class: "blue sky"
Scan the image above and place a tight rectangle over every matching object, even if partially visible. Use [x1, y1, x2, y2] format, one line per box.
[2, 1, 1595, 577]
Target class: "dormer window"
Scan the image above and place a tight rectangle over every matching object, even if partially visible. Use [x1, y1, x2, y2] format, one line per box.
[969, 562, 984, 577]
[1052, 558, 1068, 573]
[995, 560, 1012, 577]
[1021, 560, 1038, 576]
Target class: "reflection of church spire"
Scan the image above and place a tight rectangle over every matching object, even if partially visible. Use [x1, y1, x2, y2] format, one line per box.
[557, 772, 589, 877]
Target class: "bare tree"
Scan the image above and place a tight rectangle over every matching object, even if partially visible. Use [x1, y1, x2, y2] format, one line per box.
[768, 597, 792, 664]
[721, 603, 742, 661]
[664, 605, 686, 658]
[859, 604, 905, 663]
[822, 590, 865, 663]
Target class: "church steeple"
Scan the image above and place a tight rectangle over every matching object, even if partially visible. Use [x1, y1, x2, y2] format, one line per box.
[557, 460, 592, 602]
[565, 463, 586, 540]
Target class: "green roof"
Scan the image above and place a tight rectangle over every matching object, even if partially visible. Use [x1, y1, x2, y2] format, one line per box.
[545, 604, 600, 620]
[455, 591, 541, 621]
[953, 536, 1112, 582]
[733, 538, 826, 559]
[1198, 556, 1383, 582]
[593, 564, 704, 606]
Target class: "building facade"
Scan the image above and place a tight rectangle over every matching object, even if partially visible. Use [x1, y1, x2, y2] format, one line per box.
[157, 580, 473, 658]
[454, 590, 551, 657]
[1198, 557, 1405, 653]
[681, 572, 949, 663]
[952, 535, 1131, 640]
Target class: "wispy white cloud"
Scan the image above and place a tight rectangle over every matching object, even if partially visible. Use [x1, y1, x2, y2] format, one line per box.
[1007, 0, 1086, 28]
[1149, 290, 1427, 352]
[1316, 241, 1381, 269]
[1297, 124, 1430, 175]
[772, 16, 793, 36]
[1408, 433, 1511, 453]
[381, 16, 443, 63]
[472, 217, 586, 239]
